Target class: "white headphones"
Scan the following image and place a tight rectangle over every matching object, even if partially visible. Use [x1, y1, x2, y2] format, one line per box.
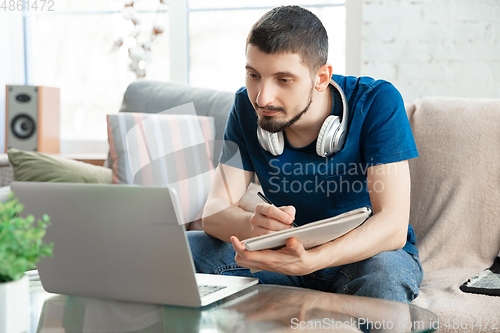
[257, 79, 349, 157]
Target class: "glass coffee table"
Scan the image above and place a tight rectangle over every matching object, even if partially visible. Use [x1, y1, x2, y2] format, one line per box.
[30, 276, 438, 333]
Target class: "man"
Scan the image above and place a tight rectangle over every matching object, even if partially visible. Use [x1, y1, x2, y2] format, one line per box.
[189, 5, 422, 303]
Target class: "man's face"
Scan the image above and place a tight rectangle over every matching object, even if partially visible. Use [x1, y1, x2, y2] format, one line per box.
[245, 44, 315, 133]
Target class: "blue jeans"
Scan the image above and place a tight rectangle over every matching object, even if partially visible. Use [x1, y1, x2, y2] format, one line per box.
[187, 231, 423, 304]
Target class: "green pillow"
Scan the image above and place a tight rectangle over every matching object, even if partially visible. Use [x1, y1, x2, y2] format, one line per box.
[7, 148, 112, 184]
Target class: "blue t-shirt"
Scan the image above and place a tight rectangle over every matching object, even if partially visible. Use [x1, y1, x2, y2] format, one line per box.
[220, 74, 419, 256]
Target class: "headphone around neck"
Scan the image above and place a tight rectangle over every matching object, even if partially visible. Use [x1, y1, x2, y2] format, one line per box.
[257, 79, 349, 157]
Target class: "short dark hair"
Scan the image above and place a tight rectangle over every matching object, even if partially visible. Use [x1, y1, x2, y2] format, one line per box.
[246, 6, 328, 73]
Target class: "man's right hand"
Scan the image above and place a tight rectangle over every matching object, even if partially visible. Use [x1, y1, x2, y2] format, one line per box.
[250, 203, 296, 237]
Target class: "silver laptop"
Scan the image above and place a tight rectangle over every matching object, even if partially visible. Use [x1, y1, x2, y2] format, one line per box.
[11, 181, 258, 307]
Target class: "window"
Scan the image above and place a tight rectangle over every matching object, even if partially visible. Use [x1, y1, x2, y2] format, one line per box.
[188, 1, 346, 92]
[15, 0, 347, 145]
[25, 0, 169, 141]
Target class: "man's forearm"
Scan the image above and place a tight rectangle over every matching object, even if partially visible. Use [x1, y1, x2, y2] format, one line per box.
[202, 199, 255, 243]
[307, 161, 411, 271]
[309, 211, 408, 271]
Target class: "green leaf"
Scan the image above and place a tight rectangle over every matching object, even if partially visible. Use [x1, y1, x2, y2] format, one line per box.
[0, 195, 53, 282]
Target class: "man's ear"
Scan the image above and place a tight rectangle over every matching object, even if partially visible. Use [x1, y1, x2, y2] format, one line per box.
[314, 63, 333, 92]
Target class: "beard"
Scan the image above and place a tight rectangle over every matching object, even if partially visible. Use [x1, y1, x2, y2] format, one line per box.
[255, 85, 314, 133]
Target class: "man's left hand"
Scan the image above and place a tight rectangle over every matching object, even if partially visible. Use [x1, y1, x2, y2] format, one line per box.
[230, 236, 316, 276]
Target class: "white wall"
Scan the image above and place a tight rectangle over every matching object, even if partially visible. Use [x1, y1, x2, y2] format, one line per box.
[360, 0, 500, 103]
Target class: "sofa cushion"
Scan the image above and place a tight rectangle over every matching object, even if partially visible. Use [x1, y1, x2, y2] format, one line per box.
[117, 80, 234, 166]
[407, 97, 500, 271]
[7, 148, 112, 184]
[107, 112, 215, 225]
[407, 97, 500, 331]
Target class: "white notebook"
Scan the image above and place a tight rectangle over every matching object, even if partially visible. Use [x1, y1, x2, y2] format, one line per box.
[244, 206, 372, 251]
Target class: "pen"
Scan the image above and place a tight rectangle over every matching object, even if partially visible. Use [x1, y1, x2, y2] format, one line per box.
[257, 191, 299, 228]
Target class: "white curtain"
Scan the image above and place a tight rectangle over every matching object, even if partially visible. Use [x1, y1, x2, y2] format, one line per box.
[0, 11, 26, 153]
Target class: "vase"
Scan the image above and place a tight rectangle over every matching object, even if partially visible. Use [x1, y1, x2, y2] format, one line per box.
[0, 275, 30, 333]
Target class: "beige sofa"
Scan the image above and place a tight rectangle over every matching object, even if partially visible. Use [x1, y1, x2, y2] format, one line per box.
[406, 97, 500, 332]
[115, 83, 500, 331]
[5, 81, 499, 332]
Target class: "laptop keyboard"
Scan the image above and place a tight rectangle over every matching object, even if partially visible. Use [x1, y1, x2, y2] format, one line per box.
[198, 284, 227, 297]
[28, 267, 228, 299]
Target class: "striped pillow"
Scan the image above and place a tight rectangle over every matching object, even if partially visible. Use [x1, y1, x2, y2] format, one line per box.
[107, 112, 215, 225]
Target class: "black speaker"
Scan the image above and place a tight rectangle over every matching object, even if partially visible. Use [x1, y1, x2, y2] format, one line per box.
[5, 85, 60, 153]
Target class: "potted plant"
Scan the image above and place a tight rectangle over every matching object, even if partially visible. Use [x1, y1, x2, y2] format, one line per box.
[0, 193, 53, 333]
